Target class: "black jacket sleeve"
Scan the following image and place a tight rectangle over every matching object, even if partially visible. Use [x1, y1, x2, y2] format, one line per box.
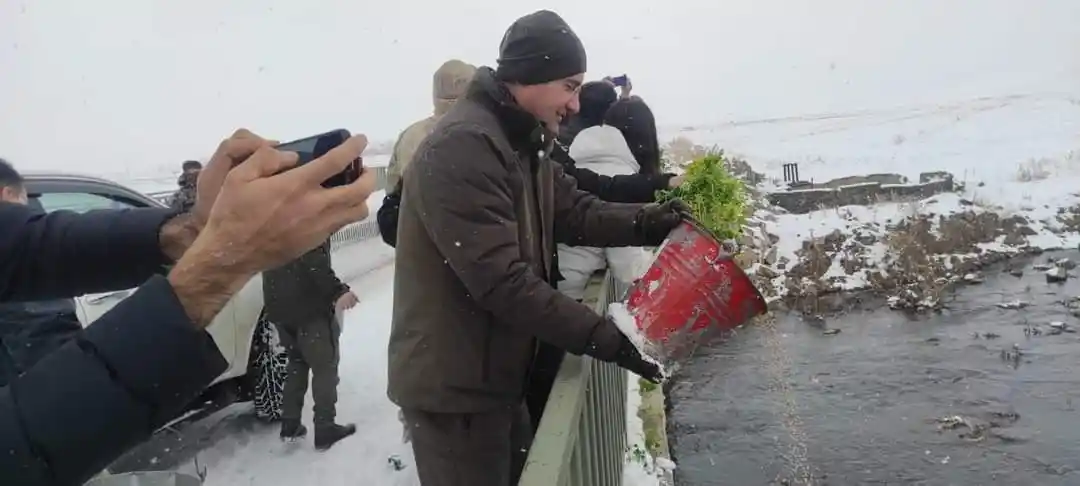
[377, 185, 402, 248]
[550, 143, 673, 204]
[0, 275, 228, 485]
[0, 203, 176, 302]
[304, 241, 350, 304]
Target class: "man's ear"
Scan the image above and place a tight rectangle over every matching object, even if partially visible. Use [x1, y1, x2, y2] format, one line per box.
[0, 186, 17, 203]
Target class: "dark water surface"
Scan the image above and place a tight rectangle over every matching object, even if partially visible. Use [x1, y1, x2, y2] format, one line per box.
[669, 252, 1080, 485]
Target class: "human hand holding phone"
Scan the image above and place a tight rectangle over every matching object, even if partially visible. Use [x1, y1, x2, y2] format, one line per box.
[605, 74, 633, 99]
[169, 129, 376, 328]
[274, 129, 366, 188]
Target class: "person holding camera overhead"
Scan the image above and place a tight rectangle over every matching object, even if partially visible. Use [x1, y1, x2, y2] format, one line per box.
[0, 128, 377, 485]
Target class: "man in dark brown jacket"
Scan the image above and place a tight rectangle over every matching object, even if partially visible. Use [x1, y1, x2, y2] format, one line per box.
[263, 239, 359, 450]
[388, 10, 687, 486]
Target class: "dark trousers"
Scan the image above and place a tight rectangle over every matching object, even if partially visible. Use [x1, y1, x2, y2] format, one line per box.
[525, 297, 584, 432]
[524, 342, 565, 431]
[402, 404, 533, 486]
[274, 317, 341, 425]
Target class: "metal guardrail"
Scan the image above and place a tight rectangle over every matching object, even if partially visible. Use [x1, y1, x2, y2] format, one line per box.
[146, 167, 389, 249]
[329, 218, 381, 251]
[520, 273, 630, 486]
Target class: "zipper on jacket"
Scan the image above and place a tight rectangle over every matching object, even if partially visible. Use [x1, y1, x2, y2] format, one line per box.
[481, 322, 494, 383]
[522, 149, 549, 280]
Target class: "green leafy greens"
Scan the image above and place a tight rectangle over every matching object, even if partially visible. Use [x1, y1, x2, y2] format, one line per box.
[657, 153, 747, 241]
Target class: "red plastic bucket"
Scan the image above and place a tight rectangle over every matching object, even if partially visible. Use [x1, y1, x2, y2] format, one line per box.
[625, 219, 768, 365]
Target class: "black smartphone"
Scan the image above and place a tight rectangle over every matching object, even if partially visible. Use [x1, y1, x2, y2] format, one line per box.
[610, 74, 629, 87]
[275, 129, 364, 188]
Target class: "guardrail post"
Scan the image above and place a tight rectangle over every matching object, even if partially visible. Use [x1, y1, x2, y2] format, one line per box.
[520, 272, 628, 486]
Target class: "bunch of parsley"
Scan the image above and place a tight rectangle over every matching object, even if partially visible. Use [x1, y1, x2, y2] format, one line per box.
[656, 153, 747, 241]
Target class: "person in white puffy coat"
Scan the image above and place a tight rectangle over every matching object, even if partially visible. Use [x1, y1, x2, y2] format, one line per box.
[558, 96, 662, 300]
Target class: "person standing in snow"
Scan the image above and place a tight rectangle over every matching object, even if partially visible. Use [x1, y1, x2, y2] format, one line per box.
[262, 239, 360, 450]
[547, 74, 682, 204]
[558, 77, 630, 146]
[0, 161, 82, 387]
[168, 160, 202, 212]
[378, 60, 477, 247]
[387, 10, 688, 485]
[385, 59, 478, 191]
[527, 97, 666, 427]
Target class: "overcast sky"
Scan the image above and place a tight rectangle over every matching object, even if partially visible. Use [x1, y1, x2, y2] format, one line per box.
[2, 0, 1078, 176]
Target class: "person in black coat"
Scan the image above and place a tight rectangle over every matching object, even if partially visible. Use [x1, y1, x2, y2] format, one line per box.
[0, 129, 379, 486]
[0, 193, 83, 387]
[263, 240, 358, 449]
[0, 160, 226, 486]
[558, 79, 620, 146]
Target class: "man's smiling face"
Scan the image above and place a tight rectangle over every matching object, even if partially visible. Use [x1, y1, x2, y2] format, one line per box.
[512, 73, 584, 134]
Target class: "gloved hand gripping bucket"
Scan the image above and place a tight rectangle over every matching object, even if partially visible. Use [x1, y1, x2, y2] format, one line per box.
[625, 218, 768, 366]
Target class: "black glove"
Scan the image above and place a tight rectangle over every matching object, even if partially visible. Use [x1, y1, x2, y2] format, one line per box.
[635, 198, 691, 245]
[586, 317, 665, 384]
[377, 190, 402, 248]
[612, 335, 664, 384]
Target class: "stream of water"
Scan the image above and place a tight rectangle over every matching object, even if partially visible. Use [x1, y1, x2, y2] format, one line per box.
[669, 252, 1080, 485]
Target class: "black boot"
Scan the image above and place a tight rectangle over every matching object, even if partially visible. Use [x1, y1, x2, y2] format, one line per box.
[314, 423, 356, 451]
[280, 420, 308, 442]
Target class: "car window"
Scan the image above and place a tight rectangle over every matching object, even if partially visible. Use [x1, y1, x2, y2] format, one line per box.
[34, 192, 141, 213]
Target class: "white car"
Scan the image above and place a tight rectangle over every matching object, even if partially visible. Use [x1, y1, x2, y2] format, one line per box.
[25, 172, 289, 421]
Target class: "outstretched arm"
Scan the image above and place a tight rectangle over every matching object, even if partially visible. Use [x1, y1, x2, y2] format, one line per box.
[302, 241, 351, 304]
[551, 143, 673, 203]
[0, 203, 198, 302]
[550, 162, 652, 248]
[410, 131, 614, 356]
[0, 275, 228, 485]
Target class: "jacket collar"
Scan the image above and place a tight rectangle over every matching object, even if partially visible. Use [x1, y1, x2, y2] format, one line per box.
[466, 67, 553, 154]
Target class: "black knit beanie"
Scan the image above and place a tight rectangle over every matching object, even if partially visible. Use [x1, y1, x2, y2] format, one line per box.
[495, 10, 587, 86]
[578, 81, 618, 127]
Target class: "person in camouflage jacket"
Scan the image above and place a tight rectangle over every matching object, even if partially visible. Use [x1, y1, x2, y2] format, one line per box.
[168, 160, 201, 212]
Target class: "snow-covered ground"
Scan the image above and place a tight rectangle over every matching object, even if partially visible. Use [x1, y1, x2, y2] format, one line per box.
[676, 91, 1080, 301]
[174, 263, 420, 486]
[622, 378, 667, 486]
[687, 92, 1080, 225]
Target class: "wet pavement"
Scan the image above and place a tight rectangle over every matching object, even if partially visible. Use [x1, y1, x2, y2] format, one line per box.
[668, 251, 1080, 485]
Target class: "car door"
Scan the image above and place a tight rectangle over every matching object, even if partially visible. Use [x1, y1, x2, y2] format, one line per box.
[30, 187, 243, 379]
[33, 191, 150, 322]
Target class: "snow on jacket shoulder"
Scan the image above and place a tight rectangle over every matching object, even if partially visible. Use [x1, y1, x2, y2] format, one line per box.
[558, 126, 653, 300]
